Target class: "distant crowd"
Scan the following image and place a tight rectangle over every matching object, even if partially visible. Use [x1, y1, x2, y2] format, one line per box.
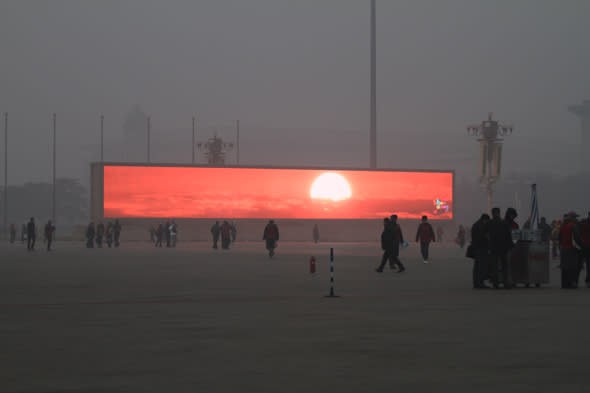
[9, 210, 590, 290]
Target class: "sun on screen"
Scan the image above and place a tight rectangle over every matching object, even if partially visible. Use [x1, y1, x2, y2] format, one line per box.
[310, 172, 352, 201]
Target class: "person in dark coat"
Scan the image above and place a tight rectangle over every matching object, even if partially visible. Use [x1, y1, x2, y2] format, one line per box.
[96, 222, 105, 248]
[44, 220, 55, 251]
[470, 214, 490, 288]
[221, 221, 232, 250]
[376, 218, 396, 272]
[538, 217, 552, 242]
[155, 223, 164, 247]
[377, 215, 405, 272]
[26, 217, 36, 251]
[86, 222, 95, 248]
[488, 207, 514, 289]
[113, 220, 122, 247]
[263, 220, 279, 257]
[105, 222, 113, 248]
[211, 221, 221, 249]
[559, 211, 583, 289]
[415, 215, 435, 263]
[165, 221, 171, 247]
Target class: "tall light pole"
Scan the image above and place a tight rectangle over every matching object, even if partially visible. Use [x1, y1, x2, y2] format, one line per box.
[3, 112, 7, 237]
[192, 116, 196, 164]
[369, 0, 377, 169]
[52, 113, 56, 223]
[147, 116, 151, 163]
[100, 114, 104, 162]
[467, 113, 513, 213]
[236, 120, 240, 165]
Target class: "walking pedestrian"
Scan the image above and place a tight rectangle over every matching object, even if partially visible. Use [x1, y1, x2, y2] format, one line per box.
[415, 215, 436, 264]
[263, 220, 279, 257]
[26, 217, 36, 251]
[221, 221, 232, 250]
[376, 215, 405, 272]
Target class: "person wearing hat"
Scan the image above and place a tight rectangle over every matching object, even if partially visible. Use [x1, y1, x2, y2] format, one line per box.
[559, 211, 583, 289]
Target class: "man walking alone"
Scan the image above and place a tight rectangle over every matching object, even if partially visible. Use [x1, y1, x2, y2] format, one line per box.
[416, 215, 435, 264]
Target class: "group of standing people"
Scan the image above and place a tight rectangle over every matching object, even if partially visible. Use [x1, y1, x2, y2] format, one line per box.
[210, 220, 237, 250]
[150, 221, 178, 248]
[469, 207, 518, 289]
[86, 220, 121, 248]
[469, 207, 590, 290]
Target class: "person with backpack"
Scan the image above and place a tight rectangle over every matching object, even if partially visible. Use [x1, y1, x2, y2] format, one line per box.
[263, 220, 279, 257]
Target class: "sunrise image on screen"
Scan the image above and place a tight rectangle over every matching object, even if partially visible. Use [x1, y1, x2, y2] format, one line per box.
[102, 166, 453, 219]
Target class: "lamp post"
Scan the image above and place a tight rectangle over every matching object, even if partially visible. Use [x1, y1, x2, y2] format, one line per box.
[467, 113, 513, 213]
[100, 114, 104, 162]
[52, 113, 56, 223]
[192, 116, 196, 164]
[3, 112, 7, 237]
[236, 120, 240, 165]
[369, 0, 377, 169]
[147, 116, 151, 163]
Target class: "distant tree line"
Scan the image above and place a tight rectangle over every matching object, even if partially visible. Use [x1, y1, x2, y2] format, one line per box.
[0, 178, 88, 227]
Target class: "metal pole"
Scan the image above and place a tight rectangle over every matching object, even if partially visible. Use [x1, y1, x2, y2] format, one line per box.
[100, 114, 104, 162]
[147, 116, 151, 163]
[192, 116, 195, 164]
[370, 0, 377, 169]
[3, 113, 7, 237]
[237, 120, 240, 165]
[52, 113, 56, 223]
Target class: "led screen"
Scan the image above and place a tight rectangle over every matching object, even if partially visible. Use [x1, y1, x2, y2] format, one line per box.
[103, 166, 453, 219]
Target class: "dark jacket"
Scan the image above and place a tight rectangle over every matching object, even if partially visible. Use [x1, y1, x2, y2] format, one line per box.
[416, 222, 435, 243]
[470, 218, 489, 251]
[488, 216, 512, 255]
[263, 224, 279, 241]
[381, 227, 394, 251]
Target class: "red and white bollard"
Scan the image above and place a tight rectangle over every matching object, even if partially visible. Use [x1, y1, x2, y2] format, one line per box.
[310, 256, 316, 274]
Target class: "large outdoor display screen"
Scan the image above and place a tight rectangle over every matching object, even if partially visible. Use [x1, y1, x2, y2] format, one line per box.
[102, 166, 453, 220]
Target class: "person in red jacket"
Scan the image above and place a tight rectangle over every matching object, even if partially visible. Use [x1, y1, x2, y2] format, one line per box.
[416, 215, 435, 264]
[559, 211, 583, 289]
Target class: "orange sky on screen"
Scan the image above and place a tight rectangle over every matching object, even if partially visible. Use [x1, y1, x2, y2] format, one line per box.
[103, 166, 453, 219]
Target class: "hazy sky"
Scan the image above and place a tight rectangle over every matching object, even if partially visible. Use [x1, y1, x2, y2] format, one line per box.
[1, 0, 589, 185]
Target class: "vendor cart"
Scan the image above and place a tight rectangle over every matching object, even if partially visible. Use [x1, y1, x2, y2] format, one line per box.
[509, 240, 550, 287]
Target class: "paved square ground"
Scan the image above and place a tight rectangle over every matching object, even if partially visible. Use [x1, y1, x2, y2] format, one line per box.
[1, 241, 589, 393]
